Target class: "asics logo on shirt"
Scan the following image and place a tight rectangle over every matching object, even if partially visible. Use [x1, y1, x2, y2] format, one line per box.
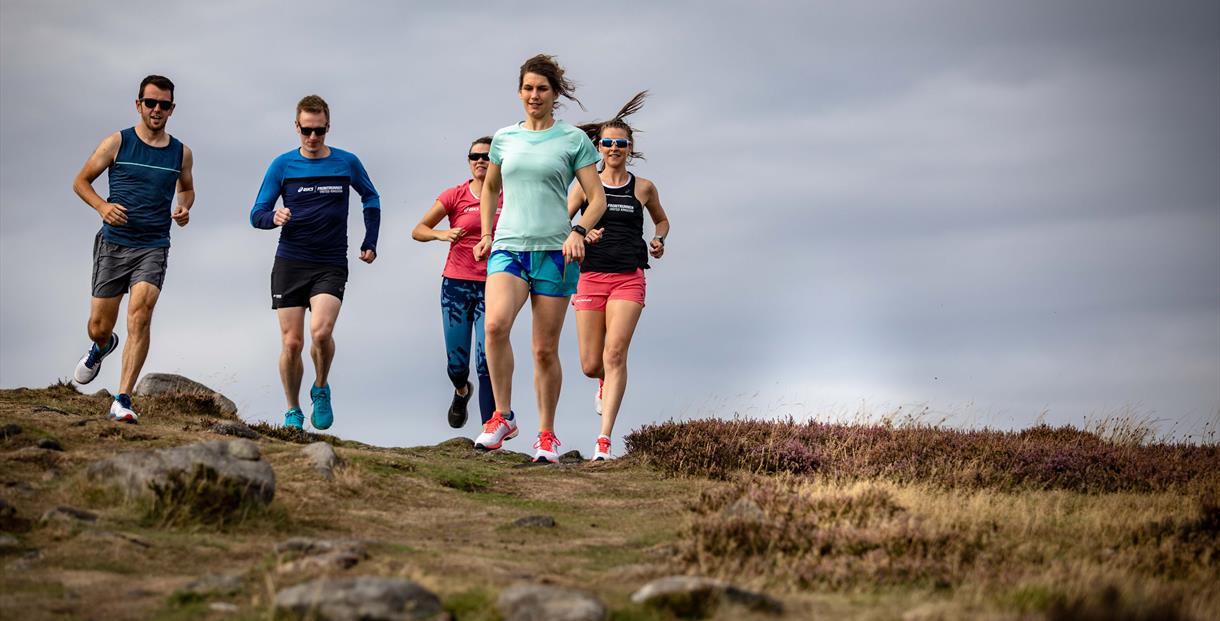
[296, 185, 343, 194]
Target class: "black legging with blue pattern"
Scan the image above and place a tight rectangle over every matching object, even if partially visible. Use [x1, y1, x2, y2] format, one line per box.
[441, 277, 494, 422]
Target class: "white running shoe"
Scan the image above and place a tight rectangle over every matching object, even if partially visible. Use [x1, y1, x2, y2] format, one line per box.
[73, 334, 118, 385]
[594, 378, 604, 416]
[532, 430, 561, 463]
[592, 435, 612, 461]
[108, 395, 139, 424]
[474, 411, 518, 450]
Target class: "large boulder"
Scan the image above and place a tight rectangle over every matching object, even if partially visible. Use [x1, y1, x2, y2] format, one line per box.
[274, 576, 443, 621]
[134, 373, 238, 417]
[86, 439, 274, 521]
[497, 583, 607, 621]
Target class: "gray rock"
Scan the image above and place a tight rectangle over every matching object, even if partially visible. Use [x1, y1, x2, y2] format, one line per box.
[721, 497, 767, 523]
[0, 533, 21, 554]
[134, 373, 238, 417]
[631, 575, 782, 617]
[93, 388, 112, 399]
[40, 506, 98, 524]
[179, 572, 244, 597]
[86, 439, 275, 507]
[274, 576, 443, 621]
[275, 538, 367, 574]
[558, 450, 585, 463]
[37, 438, 64, 452]
[497, 583, 607, 621]
[303, 442, 340, 479]
[513, 515, 557, 528]
[0, 424, 21, 439]
[211, 422, 259, 440]
[437, 437, 474, 449]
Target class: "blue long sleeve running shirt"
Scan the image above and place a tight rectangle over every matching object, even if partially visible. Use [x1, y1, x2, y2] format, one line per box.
[250, 147, 381, 266]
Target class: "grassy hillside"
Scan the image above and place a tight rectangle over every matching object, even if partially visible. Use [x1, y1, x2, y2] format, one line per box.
[1, 383, 1216, 620]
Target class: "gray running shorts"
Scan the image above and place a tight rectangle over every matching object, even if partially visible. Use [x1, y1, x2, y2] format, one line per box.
[91, 232, 169, 298]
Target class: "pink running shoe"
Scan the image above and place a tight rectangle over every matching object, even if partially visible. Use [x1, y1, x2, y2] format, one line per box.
[474, 411, 518, 450]
[532, 430, 562, 463]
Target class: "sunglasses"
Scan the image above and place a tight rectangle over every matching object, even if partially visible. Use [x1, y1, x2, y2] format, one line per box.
[599, 138, 631, 148]
[298, 125, 328, 137]
[468, 153, 490, 162]
[140, 98, 174, 111]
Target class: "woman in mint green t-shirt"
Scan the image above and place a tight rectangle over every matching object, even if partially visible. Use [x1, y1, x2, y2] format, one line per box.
[470, 54, 607, 463]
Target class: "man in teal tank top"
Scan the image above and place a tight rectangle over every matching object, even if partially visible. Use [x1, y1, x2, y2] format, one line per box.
[70, 75, 196, 424]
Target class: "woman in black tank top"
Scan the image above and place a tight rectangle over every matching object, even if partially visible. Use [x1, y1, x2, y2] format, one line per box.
[567, 93, 671, 461]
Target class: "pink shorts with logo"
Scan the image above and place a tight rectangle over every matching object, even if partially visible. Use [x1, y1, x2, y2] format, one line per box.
[572, 269, 646, 311]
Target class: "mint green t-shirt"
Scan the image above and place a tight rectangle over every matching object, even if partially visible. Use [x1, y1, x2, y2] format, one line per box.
[489, 120, 602, 251]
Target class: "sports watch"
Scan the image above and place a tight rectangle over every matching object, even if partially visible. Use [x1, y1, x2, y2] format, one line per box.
[571, 224, 588, 236]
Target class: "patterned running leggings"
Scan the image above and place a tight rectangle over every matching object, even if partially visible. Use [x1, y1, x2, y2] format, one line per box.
[441, 277, 494, 423]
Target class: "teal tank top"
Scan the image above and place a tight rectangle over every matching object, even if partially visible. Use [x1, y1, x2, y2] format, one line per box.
[102, 127, 183, 248]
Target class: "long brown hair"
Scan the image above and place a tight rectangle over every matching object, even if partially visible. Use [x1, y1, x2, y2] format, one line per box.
[519, 54, 584, 111]
[577, 90, 649, 164]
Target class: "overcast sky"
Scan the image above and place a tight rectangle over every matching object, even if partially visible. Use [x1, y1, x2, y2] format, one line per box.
[2, 1, 1217, 449]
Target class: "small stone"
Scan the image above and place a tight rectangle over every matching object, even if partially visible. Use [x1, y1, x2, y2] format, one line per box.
[3, 481, 36, 498]
[0, 424, 21, 439]
[227, 439, 261, 461]
[512, 515, 557, 528]
[558, 450, 584, 463]
[211, 422, 259, 440]
[275, 538, 368, 574]
[37, 438, 64, 452]
[209, 602, 239, 614]
[180, 573, 244, 597]
[274, 576, 442, 621]
[721, 497, 766, 523]
[437, 437, 474, 449]
[0, 533, 21, 553]
[41, 506, 98, 524]
[632, 575, 782, 617]
[497, 583, 607, 621]
[303, 442, 340, 479]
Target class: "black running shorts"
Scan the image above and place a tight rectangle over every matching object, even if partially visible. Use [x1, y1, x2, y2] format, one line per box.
[91, 232, 169, 298]
[270, 257, 348, 309]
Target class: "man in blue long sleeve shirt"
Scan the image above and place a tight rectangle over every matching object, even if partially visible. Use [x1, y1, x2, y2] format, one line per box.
[250, 95, 380, 431]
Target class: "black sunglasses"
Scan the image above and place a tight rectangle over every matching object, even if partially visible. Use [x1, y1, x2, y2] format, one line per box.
[599, 138, 631, 148]
[468, 153, 490, 162]
[140, 98, 174, 111]
[298, 125, 328, 137]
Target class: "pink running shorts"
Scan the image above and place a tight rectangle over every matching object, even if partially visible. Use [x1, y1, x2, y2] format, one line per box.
[572, 269, 646, 311]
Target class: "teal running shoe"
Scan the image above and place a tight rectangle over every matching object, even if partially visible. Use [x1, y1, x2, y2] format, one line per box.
[284, 407, 304, 430]
[310, 384, 333, 430]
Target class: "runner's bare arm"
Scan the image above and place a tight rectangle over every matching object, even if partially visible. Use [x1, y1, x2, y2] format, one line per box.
[172, 145, 195, 227]
[73, 132, 127, 225]
[473, 163, 502, 261]
[413, 200, 462, 242]
[639, 177, 669, 258]
[564, 164, 606, 263]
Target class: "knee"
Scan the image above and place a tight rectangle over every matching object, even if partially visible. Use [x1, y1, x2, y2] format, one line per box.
[485, 318, 510, 341]
[282, 334, 304, 356]
[87, 317, 109, 340]
[532, 343, 559, 367]
[310, 324, 334, 343]
[581, 358, 603, 379]
[603, 344, 628, 369]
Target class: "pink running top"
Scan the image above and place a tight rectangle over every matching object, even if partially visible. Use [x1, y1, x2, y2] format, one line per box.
[438, 180, 502, 281]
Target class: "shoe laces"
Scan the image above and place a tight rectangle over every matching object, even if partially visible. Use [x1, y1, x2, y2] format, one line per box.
[597, 436, 611, 454]
[483, 411, 508, 433]
[597, 379, 604, 399]
[85, 344, 103, 367]
[534, 431, 560, 452]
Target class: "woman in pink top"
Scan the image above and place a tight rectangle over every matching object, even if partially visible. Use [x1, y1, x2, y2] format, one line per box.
[412, 136, 502, 429]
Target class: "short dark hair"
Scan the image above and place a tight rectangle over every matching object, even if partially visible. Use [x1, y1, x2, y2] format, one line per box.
[296, 95, 330, 122]
[138, 75, 174, 101]
[469, 136, 492, 152]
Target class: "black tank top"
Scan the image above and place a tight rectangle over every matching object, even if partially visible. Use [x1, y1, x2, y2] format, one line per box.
[580, 174, 648, 273]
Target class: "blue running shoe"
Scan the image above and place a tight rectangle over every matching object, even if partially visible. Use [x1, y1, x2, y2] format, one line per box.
[283, 407, 304, 430]
[310, 384, 333, 430]
[74, 333, 119, 385]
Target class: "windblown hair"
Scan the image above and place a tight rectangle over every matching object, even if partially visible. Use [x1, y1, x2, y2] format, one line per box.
[577, 91, 649, 164]
[519, 54, 584, 111]
[469, 136, 492, 152]
[138, 75, 175, 101]
[296, 95, 330, 122]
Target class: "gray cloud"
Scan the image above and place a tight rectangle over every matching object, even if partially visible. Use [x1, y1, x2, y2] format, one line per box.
[2, 1, 1216, 448]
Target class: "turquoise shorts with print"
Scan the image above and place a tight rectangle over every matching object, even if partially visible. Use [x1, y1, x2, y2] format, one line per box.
[487, 249, 579, 297]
